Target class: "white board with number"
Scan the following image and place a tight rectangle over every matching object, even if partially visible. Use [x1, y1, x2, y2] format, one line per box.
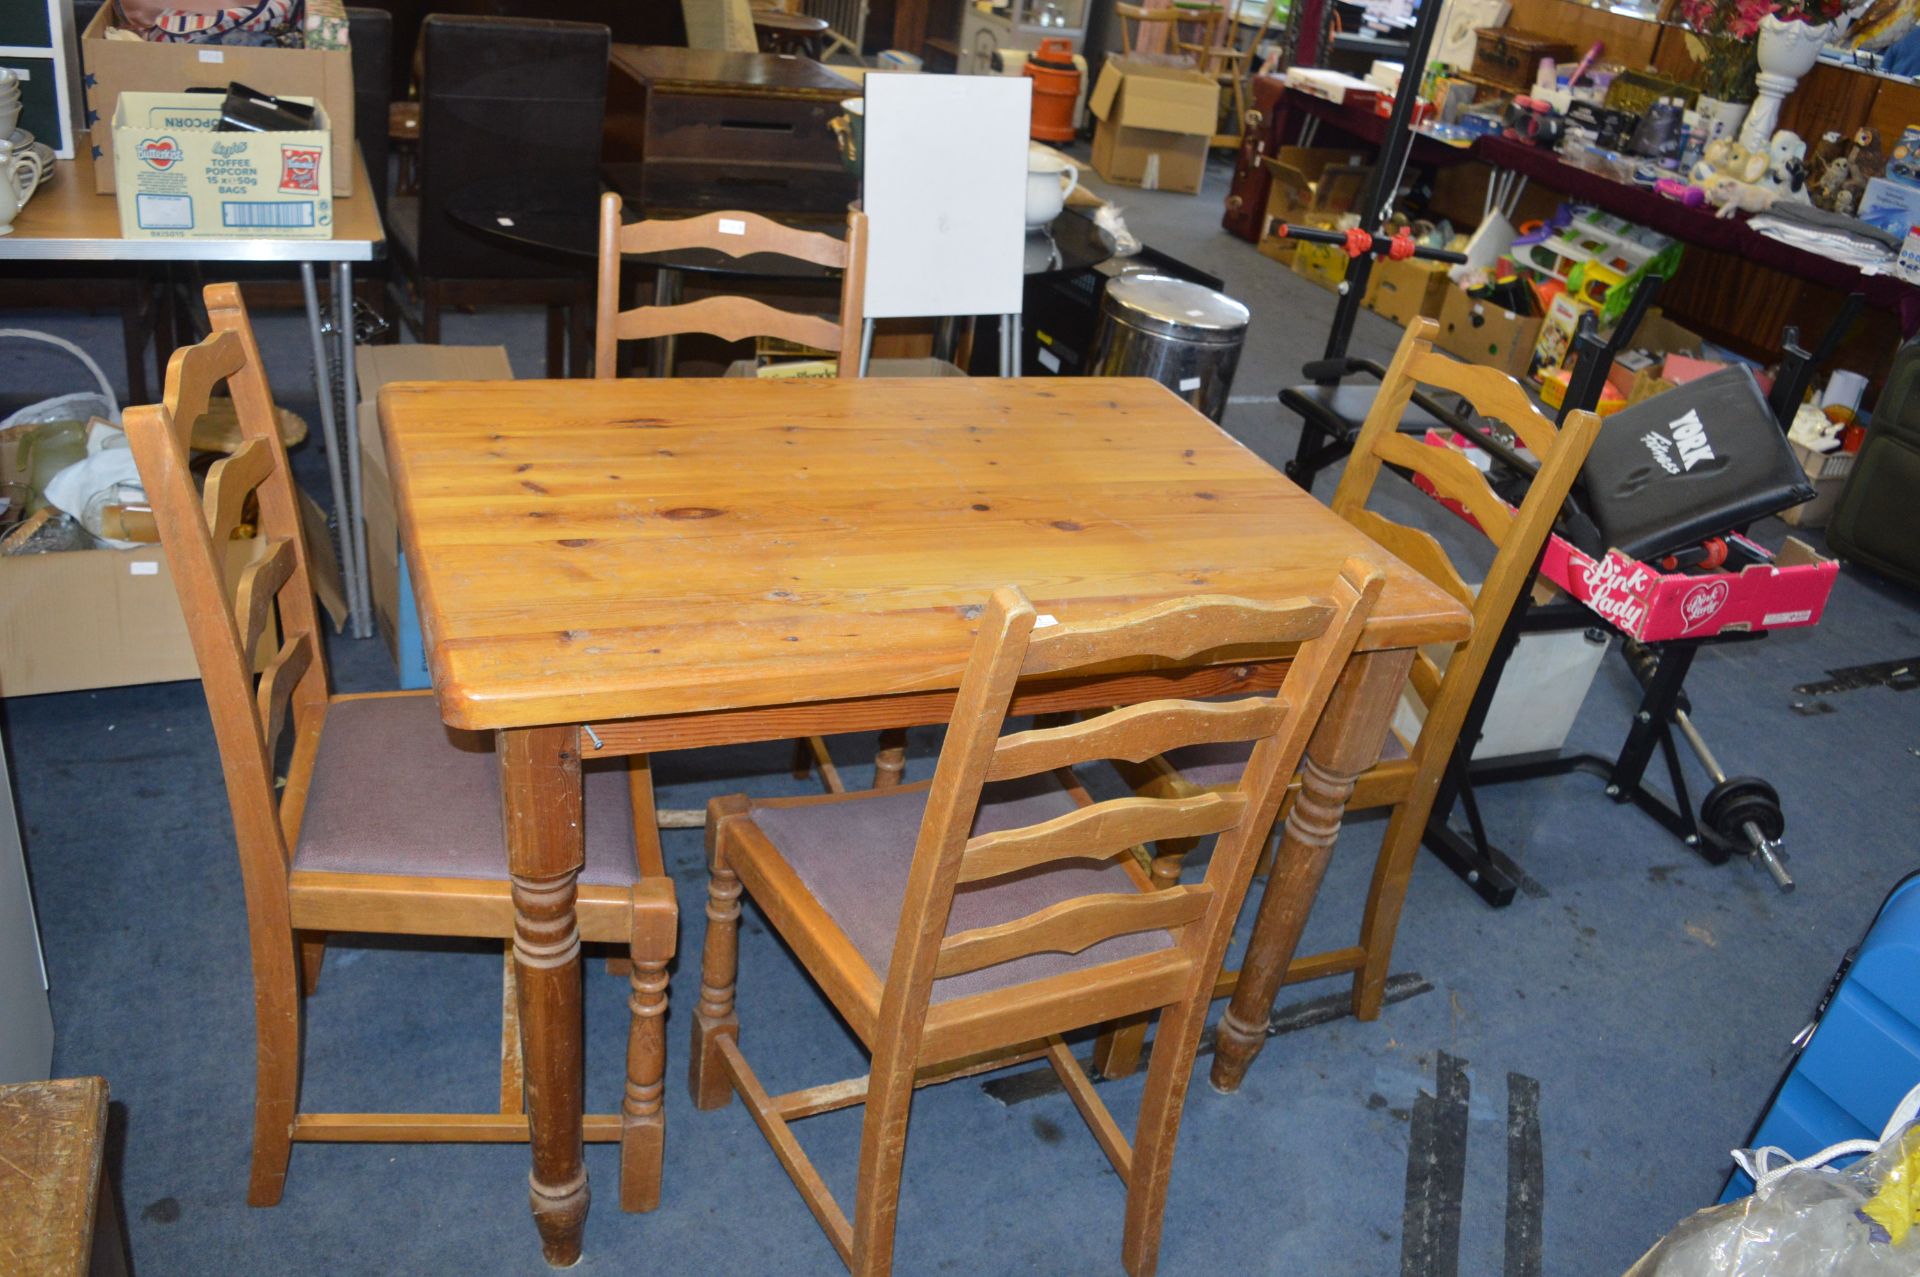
[860, 73, 1029, 320]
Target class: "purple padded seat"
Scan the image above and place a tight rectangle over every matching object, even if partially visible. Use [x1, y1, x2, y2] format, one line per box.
[748, 774, 1173, 1004]
[1166, 730, 1408, 790]
[293, 696, 639, 886]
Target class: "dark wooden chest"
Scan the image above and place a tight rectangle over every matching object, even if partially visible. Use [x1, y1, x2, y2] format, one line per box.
[603, 45, 860, 213]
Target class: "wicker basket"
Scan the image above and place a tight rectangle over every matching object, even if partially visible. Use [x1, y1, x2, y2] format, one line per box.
[1605, 68, 1698, 114]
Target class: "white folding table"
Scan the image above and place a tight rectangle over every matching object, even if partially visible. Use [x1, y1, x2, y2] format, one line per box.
[0, 147, 387, 639]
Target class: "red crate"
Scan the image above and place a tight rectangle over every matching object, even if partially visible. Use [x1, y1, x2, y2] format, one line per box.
[1414, 429, 1838, 641]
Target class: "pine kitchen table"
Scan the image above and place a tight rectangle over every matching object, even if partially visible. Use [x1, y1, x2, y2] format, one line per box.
[378, 374, 1471, 1265]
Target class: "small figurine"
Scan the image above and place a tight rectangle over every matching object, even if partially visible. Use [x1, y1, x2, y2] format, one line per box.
[1706, 175, 1778, 219]
[1847, 126, 1886, 184]
[1816, 155, 1857, 211]
[1765, 129, 1811, 203]
[1807, 130, 1848, 193]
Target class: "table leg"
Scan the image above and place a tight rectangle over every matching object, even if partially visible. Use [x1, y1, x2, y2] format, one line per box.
[334, 261, 373, 638]
[299, 263, 359, 632]
[1210, 648, 1413, 1094]
[499, 725, 590, 1266]
[649, 268, 681, 377]
[874, 727, 909, 789]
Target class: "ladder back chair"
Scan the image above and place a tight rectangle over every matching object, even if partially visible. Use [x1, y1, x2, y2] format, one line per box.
[593, 192, 868, 379]
[691, 565, 1384, 1276]
[594, 189, 872, 806]
[1102, 316, 1603, 1088]
[122, 282, 678, 1216]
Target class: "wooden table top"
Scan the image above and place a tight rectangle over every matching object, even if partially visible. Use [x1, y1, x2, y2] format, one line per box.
[0, 147, 384, 263]
[381, 377, 1471, 731]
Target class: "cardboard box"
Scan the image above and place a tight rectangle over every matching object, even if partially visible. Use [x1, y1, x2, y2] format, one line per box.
[1088, 57, 1217, 195]
[1257, 147, 1367, 261]
[1780, 440, 1856, 530]
[1363, 256, 1452, 327]
[1620, 310, 1707, 405]
[82, 2, 355, 197]
[1291, 227, 1350, 292]
[1434, 283, 1543, 380]
[0, 431, 270, 697]
[112, 93, 334, 240]
[359, 344, 516, 687]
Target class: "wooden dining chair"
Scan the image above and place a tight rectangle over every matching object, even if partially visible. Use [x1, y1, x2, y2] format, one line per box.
[122, 282, 678, 1215]
[593, 191, 868, 379]
[1098, 317, 1603, 1084]
[690, 565, 1384, 1275]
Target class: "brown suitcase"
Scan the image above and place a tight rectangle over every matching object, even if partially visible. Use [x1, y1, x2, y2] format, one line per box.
[1471, 28, 1573, 92]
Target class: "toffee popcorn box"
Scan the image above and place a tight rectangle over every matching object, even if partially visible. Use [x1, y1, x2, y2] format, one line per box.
[112, 92, 333, 240]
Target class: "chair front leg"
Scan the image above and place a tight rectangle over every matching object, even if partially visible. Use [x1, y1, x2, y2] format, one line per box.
[298, 931, 327, 997]
[623, 880, 677, 1212]
[691, 796, 747, 1111]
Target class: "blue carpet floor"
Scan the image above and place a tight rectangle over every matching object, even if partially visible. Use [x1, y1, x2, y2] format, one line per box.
[4, 149, 1919, 1276]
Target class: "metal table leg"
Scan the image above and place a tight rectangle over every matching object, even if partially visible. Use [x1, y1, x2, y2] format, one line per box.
[300, 263, 361, 633]
[334, 261, 373, 638]
[649, 267, 681, 377]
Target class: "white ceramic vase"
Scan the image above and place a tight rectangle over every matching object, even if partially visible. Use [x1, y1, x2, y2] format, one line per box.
[1695, 95, 1751, 145]
[1738, 15, 1836, 150]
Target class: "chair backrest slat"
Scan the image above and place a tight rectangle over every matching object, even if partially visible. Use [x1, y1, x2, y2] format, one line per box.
[957, 792, 1247, 884]
[255, 631, 315, 766]
[1405, 348, 1561, 458]
[1346, 507, 1475, 608]
[203, 436, 274, 546]
[594, 191, 869, 378]
[986, 697, 1283, 783]
[612, 295, 846, 352]
[868, 561, 1383, 1066]
[1020, 595, 1335, 677]
[124, 283, 329, 907]
[933, 885, 1215, 981]
[234, 537, 297, 659]
[166, 331, 246, 453]
[616, 207, 847, 267]
[1370, 431, 1517, 545]
[1328, 316, 1602, 778]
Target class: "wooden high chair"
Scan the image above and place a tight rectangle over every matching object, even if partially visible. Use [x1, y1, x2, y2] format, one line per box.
[1099, 316, 1603, 1089]
[690, 566, 1383, 1275]
[122, 283, 679, 1220]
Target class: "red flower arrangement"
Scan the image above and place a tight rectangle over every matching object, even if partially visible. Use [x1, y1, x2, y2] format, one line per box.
[1677, 0, 1847, 100]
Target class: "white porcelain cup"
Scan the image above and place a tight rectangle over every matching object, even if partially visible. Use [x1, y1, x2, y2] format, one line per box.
[0, 140, 41, 233]
[1025, 152, 1078, 231]
[0, 102, 20, 141]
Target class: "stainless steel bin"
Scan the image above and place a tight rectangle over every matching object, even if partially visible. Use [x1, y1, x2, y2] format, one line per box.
[1089, 272, 1250, 422]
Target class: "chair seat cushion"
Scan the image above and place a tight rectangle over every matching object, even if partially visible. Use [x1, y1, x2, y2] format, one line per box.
[1280, 383, 1449, 441]
[293, 695, 637, 886]
[746, 776, 1173, 1004]
[1166, 729, 1408, 790]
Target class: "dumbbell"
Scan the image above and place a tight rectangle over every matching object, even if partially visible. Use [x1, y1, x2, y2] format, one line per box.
[1674, 709, 1794, 892]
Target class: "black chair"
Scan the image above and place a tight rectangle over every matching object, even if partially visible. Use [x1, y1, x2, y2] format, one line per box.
[348, 6, 392, 219]
[387, 15, 609, 376]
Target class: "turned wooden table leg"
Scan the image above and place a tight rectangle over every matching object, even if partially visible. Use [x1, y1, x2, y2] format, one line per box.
[500, 725, 590, 1267]
[1210, 649, 1412, 1094]
[874, 726, 909, 789]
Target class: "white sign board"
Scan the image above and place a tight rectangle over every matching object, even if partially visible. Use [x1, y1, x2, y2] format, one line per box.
[861, 74, 1029, 320]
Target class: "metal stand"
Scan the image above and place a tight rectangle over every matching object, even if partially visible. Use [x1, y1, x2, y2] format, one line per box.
[300, 261, 369, 638]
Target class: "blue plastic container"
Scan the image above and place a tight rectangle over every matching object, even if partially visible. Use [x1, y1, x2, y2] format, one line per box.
[1721, 872, 1920, 1201]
